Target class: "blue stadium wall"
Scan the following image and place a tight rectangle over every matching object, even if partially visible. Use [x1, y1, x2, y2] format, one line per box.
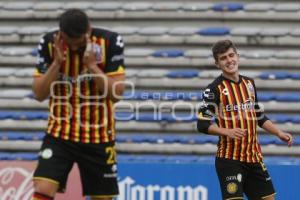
[0, 156, 299, 200]
[116, 156, 300, 200]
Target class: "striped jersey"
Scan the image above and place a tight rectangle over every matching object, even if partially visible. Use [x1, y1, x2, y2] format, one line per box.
[34, 28, 125, 144]
[197, 75, 269, 163]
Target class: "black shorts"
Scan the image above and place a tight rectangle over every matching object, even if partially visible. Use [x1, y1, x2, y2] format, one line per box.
[215, 157, 275, 200]
[33, 134, 119, 197]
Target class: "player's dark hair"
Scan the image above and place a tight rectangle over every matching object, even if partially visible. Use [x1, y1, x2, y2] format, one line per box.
[212, 39, 237, 62]
[59, 9, 89, 38]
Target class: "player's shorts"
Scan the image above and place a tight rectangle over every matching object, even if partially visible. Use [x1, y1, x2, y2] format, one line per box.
[33, 134, 119, 197]
[215, 157, 275, 200]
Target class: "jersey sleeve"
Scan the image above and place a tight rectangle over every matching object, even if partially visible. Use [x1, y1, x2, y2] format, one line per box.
[33, 35, 52, 77]
[104, 33, 125, 76]
[197, 85, 219, 134]
[253, 80, 269, 127]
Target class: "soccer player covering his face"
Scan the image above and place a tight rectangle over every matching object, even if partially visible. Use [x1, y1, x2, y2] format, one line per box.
[31, 9, 125, 200]
[197, 40, 293, 200]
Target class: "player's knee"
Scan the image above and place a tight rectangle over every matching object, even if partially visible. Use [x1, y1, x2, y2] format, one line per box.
[33, 179, 58, 197]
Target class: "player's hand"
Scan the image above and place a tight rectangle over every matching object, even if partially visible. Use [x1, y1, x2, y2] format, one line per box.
[83, 34, 98, 72]
[226, 128, 247, 140]
[53, 31, 65, 66]
[278, 131, 293, 147]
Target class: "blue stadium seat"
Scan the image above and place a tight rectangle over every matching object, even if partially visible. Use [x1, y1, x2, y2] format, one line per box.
[10, 153, 38, 161]
[31, 48, 38, 56]
[152, 49, 184, 58]
[159, 91, 202, 101]
[17, 153, 37, 160]
[268, 114, 291, 123]
[0, 111, 48, 120]
[123, 91, 202, 101]
[258, 135, 278, 145]
[178, 135, 218, 144]
[257, 92, 277, 101]
[212, 2, 244, 11]
[197, 27, 230, 36]
[162, 113, 197, 122]
[275, 93, 300, 102]
[166, 70, 199, 78]
[0, 153, 12, 160]
[0, 132, 44, 141]
[291, 116, 300, 123]
[135, 113, 159, 121]
[259, 71, 290, 80]
[114, 112, 135, 121]
[290, 73, 300, 80]
[13, 111, 48, 120]
[0, 111, 13, 119]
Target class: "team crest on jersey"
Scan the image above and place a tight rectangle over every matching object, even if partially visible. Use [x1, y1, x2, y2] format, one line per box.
[247, 81, 255, 99]
[226, 182, 238, 194]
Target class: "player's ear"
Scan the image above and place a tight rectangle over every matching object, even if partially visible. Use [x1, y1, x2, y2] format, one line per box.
[215, 60, 220, 68]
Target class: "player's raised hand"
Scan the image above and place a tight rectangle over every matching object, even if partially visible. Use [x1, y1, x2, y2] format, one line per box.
[83, 34, 98, 72]
[278, 131, 293, 147]
[53, 31, 65, 66]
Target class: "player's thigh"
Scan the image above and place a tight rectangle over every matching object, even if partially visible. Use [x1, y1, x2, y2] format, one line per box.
[33, 179, 59, 197]
[77, 142, 119, 197]
[33, 134, 75, 193]
[215, 158, 245, 200]
[244, 162, 275, 200]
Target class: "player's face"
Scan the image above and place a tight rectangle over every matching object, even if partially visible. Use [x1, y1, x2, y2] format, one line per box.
[61, 32, 86, 51]
[215, 48, 239, 76]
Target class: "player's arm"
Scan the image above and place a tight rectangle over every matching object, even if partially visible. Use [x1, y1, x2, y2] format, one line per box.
[83, 33, 125, 103]
[261, 120, 293, 146]
[32, 32, 64, 102]
[252, 80, 294, 146]
[197, 87, 246, 140]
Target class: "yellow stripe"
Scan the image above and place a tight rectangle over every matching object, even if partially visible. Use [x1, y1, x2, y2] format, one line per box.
[63, 49, 71, 140]
[106, 65, 125, 76]
[217, 85, 225, 157]
[74, 54, 80, 142]
[48, 42, 53, 58]
[239, 83, 249, 162]
[223, 81, 235, 159]
[100, 38, 106, 65]
[262, 193, 276, 199]
[231, 83, 242, 160]
[84, 82, 90, 143]
[33, 69, 43, 77]
[54, 88, 62, 138]
[47, 98, 55, 133]
[109, 100, 116, 138]
[242, 78, 258, 162]
[93, 102, 100, 143]
[102, 99, 108, 142]
[33, 177, 59, 185]
[226, 197, 244, 200]
[197, 113, 211, 121]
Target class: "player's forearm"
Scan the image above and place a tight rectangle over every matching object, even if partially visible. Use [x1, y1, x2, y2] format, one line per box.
[207, 125, 229, 137]
[88, 66, 125, 102]
[261, 120, 282, 137]
[32, 61, 61, 101]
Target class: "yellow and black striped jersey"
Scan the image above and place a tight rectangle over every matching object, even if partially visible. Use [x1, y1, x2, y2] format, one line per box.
[197, 74, 269, 163]
[34, 27, 125, 144]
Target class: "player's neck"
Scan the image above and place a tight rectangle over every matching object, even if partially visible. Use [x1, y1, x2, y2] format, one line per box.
[222, 72, 239, 83]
